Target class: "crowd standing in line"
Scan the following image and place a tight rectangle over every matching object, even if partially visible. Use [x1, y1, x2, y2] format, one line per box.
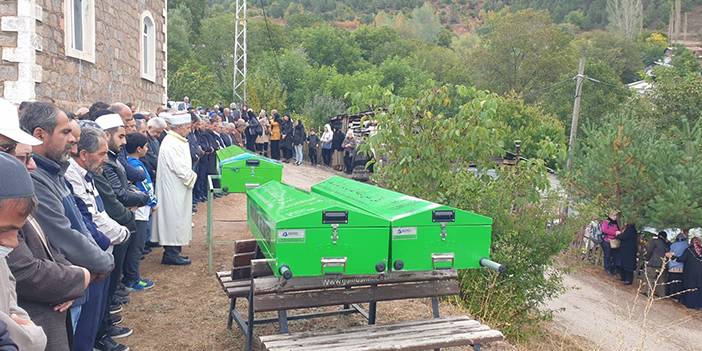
[584, 210, 702, 310]
[0, 95, 380, 350]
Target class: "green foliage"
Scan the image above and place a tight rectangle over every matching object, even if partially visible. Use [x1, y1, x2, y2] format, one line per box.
[169, 58, 224, 107]
[353, 84, 569, 340]
[248, 69, 288, 113]
[571, 30, 644, 83]
[297, 25, 367, 74]
[195, 13, 236, 99]
[468, 9, 575, 102]
[302, 95, 347, 130]
[650, 66, 702, 128]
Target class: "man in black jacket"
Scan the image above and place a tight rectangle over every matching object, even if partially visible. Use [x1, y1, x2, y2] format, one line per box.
[96, 115, 153, 309]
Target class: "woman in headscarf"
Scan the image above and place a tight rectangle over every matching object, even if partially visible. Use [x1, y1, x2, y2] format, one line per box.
[667, 232, 690, 299]
[320, 124, 334, 167]
[331, 127, 345, 171]
[677, 236, 702, 309]
[255, 110, 270, 157]
[269, 111, 282, 160]
[617, 223, 638, 285]
[600, 210, 621, 276]
[644, 231, 669, 296]
[280, 113, 294, 163]
[342, 130, 357, 174]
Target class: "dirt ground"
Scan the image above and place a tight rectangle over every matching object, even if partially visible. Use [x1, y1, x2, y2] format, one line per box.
[119, 163, 513, 350]
[546, 264, 702, 351]
[118, 163, 702, 351]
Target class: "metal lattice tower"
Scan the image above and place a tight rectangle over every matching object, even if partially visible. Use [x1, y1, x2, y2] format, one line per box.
[233, 0, 247, 103]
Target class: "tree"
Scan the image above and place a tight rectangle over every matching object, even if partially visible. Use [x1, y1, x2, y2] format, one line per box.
[167, 5, 193, 74]
[169, 58, 224, 107]
[467, 9, 575, 102]
[571, 111, 664, 223]
[352, 84, 570, 339]
[606, 0, 643, 39]
[247, 69, 288, 113]
[195, 13, 236, 100]
[407, 2, 444, 44]
[302, 95, 346, 130]
[649, 66, 702, 128]
[571, 30, 644, 83]
[297, 25, 367, 74]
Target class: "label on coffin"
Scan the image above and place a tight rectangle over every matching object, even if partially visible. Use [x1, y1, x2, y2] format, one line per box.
[392, 227, 417, 240]
[278, 229, 305, 243]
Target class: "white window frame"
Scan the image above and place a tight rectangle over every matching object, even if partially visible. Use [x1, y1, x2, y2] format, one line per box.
[63, 0, 95, 63]
[140, 11, 156, 82]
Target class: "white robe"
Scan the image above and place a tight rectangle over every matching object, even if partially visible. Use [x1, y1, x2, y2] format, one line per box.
[152, 131, 197, 246]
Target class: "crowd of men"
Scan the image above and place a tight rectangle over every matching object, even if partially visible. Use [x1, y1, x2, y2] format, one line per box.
[0, 98, 198, 351]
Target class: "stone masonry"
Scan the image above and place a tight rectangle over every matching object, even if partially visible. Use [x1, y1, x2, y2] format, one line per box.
[1, 0, 167, 112]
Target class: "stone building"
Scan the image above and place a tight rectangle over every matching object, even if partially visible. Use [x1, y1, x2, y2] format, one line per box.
[0, 0, 167, 112]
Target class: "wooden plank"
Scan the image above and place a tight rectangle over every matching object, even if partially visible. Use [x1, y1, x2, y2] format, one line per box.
[235, 239, 258, 254]
[223, 280, 251, 290]
[233, 252, 256, 268]
[232, 266, 251, 280]
[216, 271, 231, 278]
[311, 330, 504, 351]
[271, 326, 494, 351]
[227, 286, 252, 298]
[261, 317, 481, 346]
[251, 259, 274, 278]
[254, 270, 458, 295]
[259, 316, 473, 342]
[253, 280, 459, 312]
[260, 317, 504, 351]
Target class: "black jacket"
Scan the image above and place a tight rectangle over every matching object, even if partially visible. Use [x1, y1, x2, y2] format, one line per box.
[292, 124, 306, 145]
[645, 237, 669, 268]
[92, 170, 137, 234]
[678, 246, 702, 289]
[103, 151, 149, 208]
[141, 135, 161, 180]
[617, 225, 639, 272]
[332, 130, 345, 151]
[280, 120, 294, 149]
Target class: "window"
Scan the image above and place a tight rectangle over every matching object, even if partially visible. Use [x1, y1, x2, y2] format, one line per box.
[64, 0, 95, 62]
[140, 11, 156, 82]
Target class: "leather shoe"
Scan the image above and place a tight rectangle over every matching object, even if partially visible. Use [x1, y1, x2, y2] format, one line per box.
[161, 256, 191, 266]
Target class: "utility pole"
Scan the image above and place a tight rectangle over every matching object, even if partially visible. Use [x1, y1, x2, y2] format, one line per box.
[564, 58, 586, 217]
[233, 0, 247, 104]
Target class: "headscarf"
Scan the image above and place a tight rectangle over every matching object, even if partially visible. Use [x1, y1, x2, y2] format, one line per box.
[692, 237, 702, 256]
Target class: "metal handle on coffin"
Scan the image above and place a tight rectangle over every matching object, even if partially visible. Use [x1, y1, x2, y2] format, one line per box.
[245, 183, 260, 189]
[321, 257, 347, 274]
[431, 253, 455, 270]
[480, 258, 506, 273]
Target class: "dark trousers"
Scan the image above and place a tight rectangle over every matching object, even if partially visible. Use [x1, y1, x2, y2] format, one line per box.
[344, 153, 353, 174]
[282, 147, 292, 160]
[601, 241, 616, 274]
[123, 220, 148, 286]
[74, 278, 109, 350]
[109, 238, 131, 301]
[196, 162, 208, 200]
[245, 133, 256, 151]
[163, 245, 182, 260]
[309, 147, 318, 165]
[667, 271, 684, 299]
[270, 140, 280, 160]
[620, 269, 634, 283]
[322, 148, 332, 166]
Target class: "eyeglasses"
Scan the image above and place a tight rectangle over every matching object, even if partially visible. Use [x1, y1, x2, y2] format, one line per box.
[0, 142, 17, 155]
[14, 152, 33, 167]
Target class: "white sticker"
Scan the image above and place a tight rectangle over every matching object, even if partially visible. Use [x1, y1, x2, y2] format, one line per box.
[392, 227, 417, 239]
[278, 229, 305, 239]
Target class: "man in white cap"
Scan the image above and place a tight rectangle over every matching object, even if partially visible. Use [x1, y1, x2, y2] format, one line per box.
[0, 99, 42, 153]
[152, 112, 196, 265]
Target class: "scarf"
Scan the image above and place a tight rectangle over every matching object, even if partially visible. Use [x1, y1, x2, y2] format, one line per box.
[693, 239, 702, 256]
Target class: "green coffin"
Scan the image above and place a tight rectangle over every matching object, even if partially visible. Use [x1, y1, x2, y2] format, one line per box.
[311, 176, 493, 272]
[217, 146, 283, 193]
[246, 181, 391, 278]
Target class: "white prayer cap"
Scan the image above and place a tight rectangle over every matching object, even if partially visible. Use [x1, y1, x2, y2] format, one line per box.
[95, 114, 124, 130]
[166, 112, 191, 126]
[0, 98, 41, 145]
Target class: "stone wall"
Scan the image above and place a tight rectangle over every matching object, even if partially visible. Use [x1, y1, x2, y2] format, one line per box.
[0, 1, 18, 97]
[33, 0, 166, 112]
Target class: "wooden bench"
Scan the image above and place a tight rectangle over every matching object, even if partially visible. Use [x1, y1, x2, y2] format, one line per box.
[216, 240, 505, 351]
[259, 316, 504, 351]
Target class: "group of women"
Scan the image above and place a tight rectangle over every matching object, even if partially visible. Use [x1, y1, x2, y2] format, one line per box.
[599, 210, 702, 309]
